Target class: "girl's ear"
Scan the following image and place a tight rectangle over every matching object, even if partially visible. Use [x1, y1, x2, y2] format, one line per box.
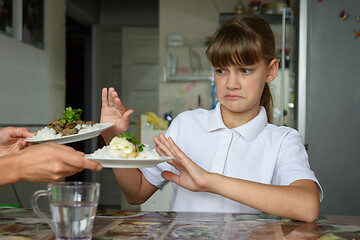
[266, 58, 279, 83]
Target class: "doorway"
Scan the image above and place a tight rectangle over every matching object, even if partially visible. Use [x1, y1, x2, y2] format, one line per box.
[65, 16, 93, 182]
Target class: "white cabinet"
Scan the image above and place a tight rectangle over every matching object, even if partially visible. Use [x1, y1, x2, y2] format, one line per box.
[139, 114, 172, 211]
[140, 183, 173, 211]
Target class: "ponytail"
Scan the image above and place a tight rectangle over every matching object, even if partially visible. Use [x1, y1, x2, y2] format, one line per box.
[260, 83, 273, 123]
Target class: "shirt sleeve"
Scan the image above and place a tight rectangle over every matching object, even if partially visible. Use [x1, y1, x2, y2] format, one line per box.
[140, 162, 171, 188]
[272, 129, 324, 201]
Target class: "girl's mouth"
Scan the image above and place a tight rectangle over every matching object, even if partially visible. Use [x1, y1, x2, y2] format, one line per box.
[224, 94, 243, 100]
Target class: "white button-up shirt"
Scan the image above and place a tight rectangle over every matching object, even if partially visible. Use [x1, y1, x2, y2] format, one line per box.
[140, 103, 323, 213]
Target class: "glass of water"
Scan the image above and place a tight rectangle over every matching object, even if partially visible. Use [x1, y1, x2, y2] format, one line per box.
[32, 182, 100, 240]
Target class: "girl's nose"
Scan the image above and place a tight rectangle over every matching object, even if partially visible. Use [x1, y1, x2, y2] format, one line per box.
[226, 73, 241, 89]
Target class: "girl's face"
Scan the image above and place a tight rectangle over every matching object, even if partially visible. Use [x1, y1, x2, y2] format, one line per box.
[214, 59, 278, 126]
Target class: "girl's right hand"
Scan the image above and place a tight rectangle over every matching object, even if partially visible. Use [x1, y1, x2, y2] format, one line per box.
[154, 134, 210, 192]
[100, 87, 134, 144]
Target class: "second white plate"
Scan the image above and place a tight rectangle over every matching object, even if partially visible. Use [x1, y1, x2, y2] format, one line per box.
[85, 155, 172, 168]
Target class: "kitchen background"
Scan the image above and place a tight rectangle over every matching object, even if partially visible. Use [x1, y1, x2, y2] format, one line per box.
[0, 0, 359, 216]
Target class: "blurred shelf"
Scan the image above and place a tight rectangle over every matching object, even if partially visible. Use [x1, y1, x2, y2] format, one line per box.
[219, 13, 292, 25]
[166, 75, 214, 82]
[165, 39, 214, 82]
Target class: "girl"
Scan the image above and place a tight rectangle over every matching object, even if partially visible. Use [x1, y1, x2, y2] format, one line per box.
[100, 16, 323, 223]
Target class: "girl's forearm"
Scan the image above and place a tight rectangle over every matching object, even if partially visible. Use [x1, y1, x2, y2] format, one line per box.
[206, 173, 320, 222]
[113, 168, 157, 205]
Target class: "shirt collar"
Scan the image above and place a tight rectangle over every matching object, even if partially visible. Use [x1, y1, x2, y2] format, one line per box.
[233, 106, 267, 141]
[206, 103, 268, 142]
[206, 102, 227, 131]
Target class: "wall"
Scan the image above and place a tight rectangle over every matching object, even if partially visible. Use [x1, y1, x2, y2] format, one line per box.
[0, 0, 66, 208]
[0, 0, 66, 126]
[99, 0, 158, 26]
[66, 0, 99, 25]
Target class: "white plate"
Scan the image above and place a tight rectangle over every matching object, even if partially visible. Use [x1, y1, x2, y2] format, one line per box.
[25, 122, 114, 144]
[85, 155, 173, 168]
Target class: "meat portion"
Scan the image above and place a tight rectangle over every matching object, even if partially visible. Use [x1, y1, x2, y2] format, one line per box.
[61, 127, 78, 136]
[47, 119, 94, 135]
[84, 121, 95, 126]
[48, 120, 64, 134]
[65, 120, 82, 129]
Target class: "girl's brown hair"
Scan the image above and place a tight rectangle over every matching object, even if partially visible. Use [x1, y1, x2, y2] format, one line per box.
[206, 16, 275, 123]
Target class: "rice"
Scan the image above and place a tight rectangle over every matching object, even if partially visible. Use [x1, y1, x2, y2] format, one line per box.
[31, 127, 62, 140]
[91, 144, 161, 159]
[31, 123, 102, 140]
[77, 124, 104, 134]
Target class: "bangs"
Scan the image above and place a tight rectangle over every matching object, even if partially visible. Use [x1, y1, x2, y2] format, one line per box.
[207, 24, 264, 67]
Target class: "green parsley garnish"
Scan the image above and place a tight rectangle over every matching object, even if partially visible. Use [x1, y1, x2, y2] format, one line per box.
[118, 132, 145, 152]
[58, 107, 83, 124]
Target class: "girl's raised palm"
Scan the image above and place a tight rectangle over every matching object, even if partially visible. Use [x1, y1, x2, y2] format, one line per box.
[100, 88, 134, 144]
[154, 134, 209, 192]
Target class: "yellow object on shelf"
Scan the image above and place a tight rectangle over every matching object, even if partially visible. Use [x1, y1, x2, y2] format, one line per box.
[144, 112, 168, 130]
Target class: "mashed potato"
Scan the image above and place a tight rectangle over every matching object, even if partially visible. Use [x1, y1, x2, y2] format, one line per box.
[90, 136, 160, 159]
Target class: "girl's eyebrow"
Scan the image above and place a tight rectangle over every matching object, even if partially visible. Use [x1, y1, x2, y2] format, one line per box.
[237, 63, 257, 68]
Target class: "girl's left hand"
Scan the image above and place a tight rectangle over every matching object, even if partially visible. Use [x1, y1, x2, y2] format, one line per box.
[154, 134, 210, 192]
[100, 87, 134, 144]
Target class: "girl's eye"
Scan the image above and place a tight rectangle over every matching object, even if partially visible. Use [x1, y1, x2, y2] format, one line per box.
[240, 68, 252, 74]
[215, 69, 226, 74]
